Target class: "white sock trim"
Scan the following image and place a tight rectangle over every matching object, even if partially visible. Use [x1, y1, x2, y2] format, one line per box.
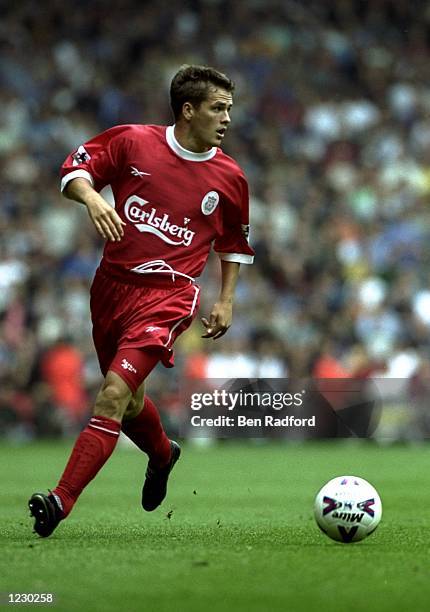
[88, 423, 120, 436]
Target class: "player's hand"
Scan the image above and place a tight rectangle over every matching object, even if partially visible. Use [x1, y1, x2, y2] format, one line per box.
[201, 301, 233, 340]
[86, 195, 126, 242]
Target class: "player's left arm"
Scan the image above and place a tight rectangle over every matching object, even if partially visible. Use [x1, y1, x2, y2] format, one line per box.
[201, 261, 240, 340]
[204, 169, 254, 339]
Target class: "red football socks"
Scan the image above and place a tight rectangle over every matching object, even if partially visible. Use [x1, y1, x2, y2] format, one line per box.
[121, 396, 171, 468]
[51, 398, 170, 517]
[52, 416, 121, 517]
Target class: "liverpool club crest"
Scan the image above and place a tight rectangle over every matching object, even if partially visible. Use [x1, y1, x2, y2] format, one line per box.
[201, 191, 220, 215]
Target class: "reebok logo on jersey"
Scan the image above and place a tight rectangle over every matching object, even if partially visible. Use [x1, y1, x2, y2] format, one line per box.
[124, 195, 196, 247]
[130, 166, 151, 177]
[121, 358, 137, 374]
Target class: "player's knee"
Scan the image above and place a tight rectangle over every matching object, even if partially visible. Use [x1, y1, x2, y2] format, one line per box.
[123, 389, 145, 420]
[124, 398, 139, 420]
[94, 380, 132, 420]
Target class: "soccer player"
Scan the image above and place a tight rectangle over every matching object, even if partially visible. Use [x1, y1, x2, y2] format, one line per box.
[28, 65, 254, 537]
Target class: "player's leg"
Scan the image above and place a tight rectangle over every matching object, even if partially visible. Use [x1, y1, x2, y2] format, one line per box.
[48, 371, 132, 514]
[122, 382, 171, 467]
[123, 382, 146, 420]
[28, 371, 132, 537]
[122, 380, 181, 511]
[115, 283, 201, 511]
[28, 348, 160, 537]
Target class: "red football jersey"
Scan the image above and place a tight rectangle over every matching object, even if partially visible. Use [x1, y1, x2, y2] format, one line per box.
[60, 125, 254, 280]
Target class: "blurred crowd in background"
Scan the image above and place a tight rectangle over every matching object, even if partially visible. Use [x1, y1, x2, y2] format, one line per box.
[1, 0, 430, 440]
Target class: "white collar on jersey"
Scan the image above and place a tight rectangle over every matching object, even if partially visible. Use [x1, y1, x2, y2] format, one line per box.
[165, 125, 217, 162]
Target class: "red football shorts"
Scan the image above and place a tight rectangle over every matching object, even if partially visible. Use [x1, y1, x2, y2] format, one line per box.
[90, 266, 200, 389]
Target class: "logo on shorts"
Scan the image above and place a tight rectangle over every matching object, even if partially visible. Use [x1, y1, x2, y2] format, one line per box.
[124, 195, 196, 247]
[145, 326, 161, 333]
[121, 359, 137, 374]
[201, 191, 219, 215]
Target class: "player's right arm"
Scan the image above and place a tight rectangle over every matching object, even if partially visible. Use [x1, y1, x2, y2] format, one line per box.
[63, 177, 125, 242]
[60, 125, 130, 242]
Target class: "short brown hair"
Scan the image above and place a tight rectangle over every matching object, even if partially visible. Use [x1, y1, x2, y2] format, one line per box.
[170, 65, 235, 121]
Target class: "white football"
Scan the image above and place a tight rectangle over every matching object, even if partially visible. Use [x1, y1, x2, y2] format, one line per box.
[314, 475, 382, 543]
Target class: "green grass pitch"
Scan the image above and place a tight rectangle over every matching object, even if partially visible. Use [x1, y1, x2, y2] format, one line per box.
[1, 439, 430, 612]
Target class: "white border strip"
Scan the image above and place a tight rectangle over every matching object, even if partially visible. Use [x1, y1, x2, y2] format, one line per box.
[88, 423, 120, 436]
[166, 126, 217, 162]
[164, 285, 200, 348]
[217, 252, 254, 264]
[60, 169, 94, 193]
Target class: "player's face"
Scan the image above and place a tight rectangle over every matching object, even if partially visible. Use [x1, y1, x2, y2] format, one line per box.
[189, 87, 233, 150]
